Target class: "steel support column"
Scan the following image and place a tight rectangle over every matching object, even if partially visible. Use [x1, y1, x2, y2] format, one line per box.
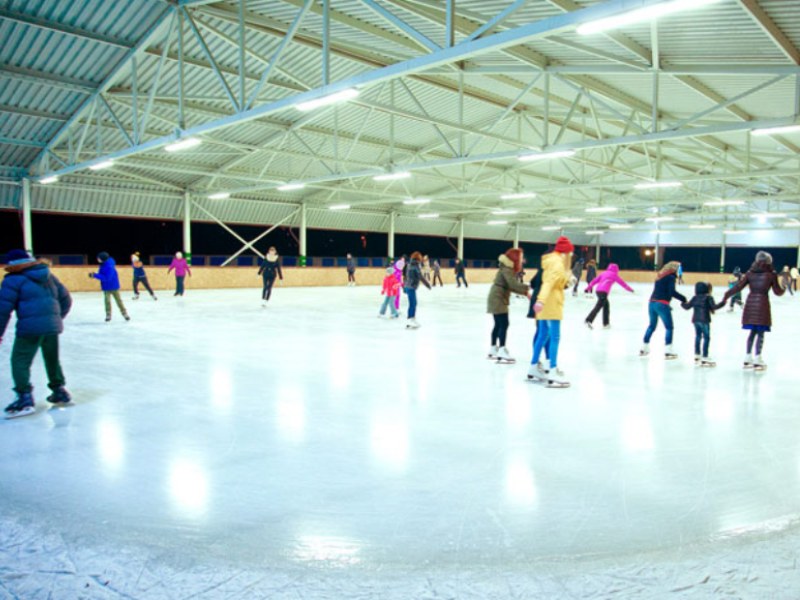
[654, 233, 660, 271]
[22, 178, 33, 254]
[388, 211, 396, 258]
[183, 191, 192, 259]
[458, 218, 464, 259]
[513, 223, 520, 248]
[300, 203, 308, 262]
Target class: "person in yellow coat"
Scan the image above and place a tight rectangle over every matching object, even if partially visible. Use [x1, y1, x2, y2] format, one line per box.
[528, 236, 574, 387]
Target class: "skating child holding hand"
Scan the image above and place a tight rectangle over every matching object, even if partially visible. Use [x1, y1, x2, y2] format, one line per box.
[378, 267, 401, 318]
[681, 282, 725, 367]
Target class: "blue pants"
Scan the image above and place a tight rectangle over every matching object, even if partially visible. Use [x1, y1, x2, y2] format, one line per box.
[532, 320, 561, 368]
[404, 287, 417, 318]
[694, 322, 710, 357]
[175, 275, 185, 296]
[643, 302, 673, 345]
[379, 295, 399, 317]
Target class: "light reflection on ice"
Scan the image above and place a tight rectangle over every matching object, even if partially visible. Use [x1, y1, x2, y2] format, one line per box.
[293, 535, 362, 566]
[169, 459, 209, 516]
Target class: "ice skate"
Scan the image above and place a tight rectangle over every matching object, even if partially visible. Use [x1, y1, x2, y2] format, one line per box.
[132, 294, 140, 300]
[585, 321, 593, 330]
[753, 355, 767, 372]
[152, 295, 158, 301]
[124, 314, 130, 321]
[4, 393, 35, 419]
[406, 318, 420, 329]
[545, 367, 570, 388]
[694, 354, 701, 365]
[526, 361, 549, 382]
[603, 324, 610, 330]
[700, 357, 716, 368]
[46, 387, 72, 405]
[639, 344, 650, 357]
[487, 346, 498, 360]
[105, 315, 111, 322]
[664, 345, 678, 360]
[743, 354, 754, 369]
[496, 347, 515, 364]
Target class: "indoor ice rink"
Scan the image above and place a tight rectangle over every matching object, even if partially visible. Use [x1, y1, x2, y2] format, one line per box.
[3, 0, 800, 597]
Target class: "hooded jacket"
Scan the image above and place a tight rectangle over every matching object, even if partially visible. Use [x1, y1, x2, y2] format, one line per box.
[487, 254, 529, 314]
[403, 258, 431, 290]
[536, 251, 570, 320]
[258, 254, 283, 279]
[91, 256, 121, 291]
[681, 282, 724, 324]
[586, 264, 632, 295]
[722, 259, 784, 327]
[0, 261, 72, 338]
[168, 257, 191, 277]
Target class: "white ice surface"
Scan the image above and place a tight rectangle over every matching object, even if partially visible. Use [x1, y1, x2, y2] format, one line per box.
[1, 281, 799, 598]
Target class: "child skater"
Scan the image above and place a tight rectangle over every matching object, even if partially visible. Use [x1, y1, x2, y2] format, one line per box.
[131, 252, 157, 300]
[487, 248, 531, 363]
[639, 261, 686, 359]
[528, 236, 573, 388]
[779, 266, 794, 296]
[727, 267, 743, 312]
[403, 252, 431, 329]
[681, 282, 725, 367]
[167, 251, 191, 296]
[378, 267, 401, 318]
[346, 253, 356, 286]
[720, 250, 785, 370]
[0, 250, 72, 418]
[393, 255, 406, 312]
[90, 252, 130, 322]
[257, 246, 283, 306]
[584, 263, 634, 329]
[584, 259, 597, 297]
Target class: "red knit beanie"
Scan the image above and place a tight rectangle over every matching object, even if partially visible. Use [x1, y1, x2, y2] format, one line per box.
[554, 236, 574, 254]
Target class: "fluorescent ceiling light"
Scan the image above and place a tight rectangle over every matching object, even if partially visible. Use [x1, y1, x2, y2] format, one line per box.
[609, 224, 632, 229]
[500, 192, 536, 200]
[277, 183, 305, 191]
[751, 212, 786, 219]
[723, 230, 747, 235]
[488, 220, 508, 225]
[329, 204, 350, 210]
[634, 181, 682, 190]
[652, 230, 669, 235]
[208, 192, 230, 200]
[40, 175, 58, 185]
[783, 221, 800, 228]
[646, 216, 675, 223]
[519, 149, 576, 162]
[165, 137, 201, 152]
[403, 198, 430, 205]
[704, 200, 745, 207]
[576, 0, 722, 35]
[690, 224, 716, 229]
[542, 225, 561, 231]
[585, 230, 604, 235]
[373, 171, 411, 182]
[751, 124, 800, 136]
[419, 213, 439, 219]
[295, 88, 359, 112]
[492, 210, 518, 215]
[559, 217, 583, 223]
[585, 206, 618, 213]
[89, 160, 114, 171]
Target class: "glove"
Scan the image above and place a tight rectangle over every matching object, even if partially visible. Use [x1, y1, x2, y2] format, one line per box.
[533, 301, 544, 315]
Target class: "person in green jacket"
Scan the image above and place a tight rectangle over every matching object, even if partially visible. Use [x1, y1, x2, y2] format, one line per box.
[487, 248, 531, 363]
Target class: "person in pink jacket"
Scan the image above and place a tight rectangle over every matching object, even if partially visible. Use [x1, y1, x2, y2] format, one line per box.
[167, 251, 192, 296]
[584, 263, 634, 329]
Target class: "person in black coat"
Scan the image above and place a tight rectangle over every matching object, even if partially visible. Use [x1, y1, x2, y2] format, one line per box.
[257, 247, 284, 306]
[640, 261, 687, 359]
[681, 281, 725, 366]
[0, 250, 72, 418]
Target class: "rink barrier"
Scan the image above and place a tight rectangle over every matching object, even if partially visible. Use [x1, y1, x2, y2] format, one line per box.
[35, 266, 741, 293]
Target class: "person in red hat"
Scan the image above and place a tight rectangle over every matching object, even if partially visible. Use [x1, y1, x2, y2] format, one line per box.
[528, 236, 574, 387]
[486, 248, 531, 363]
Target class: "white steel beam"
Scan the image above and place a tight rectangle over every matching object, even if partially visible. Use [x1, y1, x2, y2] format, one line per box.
[736, 0, 800, 65]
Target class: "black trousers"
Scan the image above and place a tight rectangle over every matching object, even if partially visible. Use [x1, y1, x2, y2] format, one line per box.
[432, 272, 443, 286]
[133, 275, 154, 296]
[586, 291, 610, 326]
[262, 275, 276, 300]
[491, 313, 510, 346]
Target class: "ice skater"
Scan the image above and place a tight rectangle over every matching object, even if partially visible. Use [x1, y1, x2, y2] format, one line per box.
[727, 267, 743, 312]
[487, 248, 531, 363]
[431, 259, 443, 287]
[403, 252, 431, 329]
[378, 267, 401, 318]
[528, 236, 574, 387]
[584, 259, 597, 297]
[393, 256, 406, 311]
[639, 261, 687, 359]
[131, 252, 156, 300]
[168, 251, 191, 296]
[720, 250, 785, 370]
[257, 246, 283, 306]
[0, 249, 72, 418]
[791, 266, 799, 292]
[571, 257, 584, 297]
[681, 282, 725, 367]
[90, 252, 130, 322]
[346, 253, 356, 286]
[454, 258, 468, 288]
[779, 266, 794, 296]
[584, 263, 634, 329]
[526, 267, 550, 368]
[421, 255, 432, 285]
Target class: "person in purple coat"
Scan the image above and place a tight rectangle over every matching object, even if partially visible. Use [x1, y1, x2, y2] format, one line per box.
[89, 252, 130, 322]
[584, 263, 634, 329]
[167, 251, 192, 296]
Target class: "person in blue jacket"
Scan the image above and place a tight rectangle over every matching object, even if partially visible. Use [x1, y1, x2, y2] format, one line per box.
[0, 249, 73, 418]
[89, 252, 130, 322]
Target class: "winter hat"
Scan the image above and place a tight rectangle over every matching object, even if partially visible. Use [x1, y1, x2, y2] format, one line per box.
[755, 250, 772, 265]
[386, 267, 394, 275]
[6, 249, 34, 265]
[504, 248, 524, 273]
[554, 236, 574, 254]
[694, 281, 710, 295]
[97, 251, 110, 262]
